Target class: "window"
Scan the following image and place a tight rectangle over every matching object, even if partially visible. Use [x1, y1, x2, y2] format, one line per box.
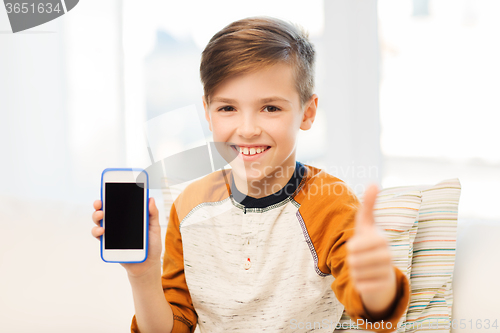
[379, 0, 500, 220]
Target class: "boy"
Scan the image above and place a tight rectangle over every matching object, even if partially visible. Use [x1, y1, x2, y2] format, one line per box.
[91, 16, 409, 332]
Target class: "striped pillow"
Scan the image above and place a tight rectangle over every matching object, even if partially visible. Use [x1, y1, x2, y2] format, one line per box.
[379, 179, 461, 333]
[337, 189, 422, 332]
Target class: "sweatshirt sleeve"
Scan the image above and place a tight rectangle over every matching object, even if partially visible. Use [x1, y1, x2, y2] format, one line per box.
[131, 201, 197, 333]
[327, 187, 411, 332]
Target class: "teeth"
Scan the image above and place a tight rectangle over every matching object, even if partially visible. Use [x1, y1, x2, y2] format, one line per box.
[236, 146, 268, 156]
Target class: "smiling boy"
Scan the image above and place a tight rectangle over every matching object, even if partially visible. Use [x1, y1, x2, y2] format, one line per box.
[205, 61, 308, 199]
[92, 16, 410, 333]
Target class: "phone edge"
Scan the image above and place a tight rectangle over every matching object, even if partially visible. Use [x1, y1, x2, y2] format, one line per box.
[100, 167, 149, 264]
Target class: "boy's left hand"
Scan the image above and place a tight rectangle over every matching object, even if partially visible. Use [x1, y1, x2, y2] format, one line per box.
[346, 184, 397, 320]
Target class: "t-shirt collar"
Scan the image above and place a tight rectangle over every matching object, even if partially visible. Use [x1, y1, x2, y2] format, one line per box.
[230, 161, 306, 209]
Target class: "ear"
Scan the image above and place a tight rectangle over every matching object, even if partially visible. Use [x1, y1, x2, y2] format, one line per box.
[299, 94, 318, 131]
[202, 95, 212, 132]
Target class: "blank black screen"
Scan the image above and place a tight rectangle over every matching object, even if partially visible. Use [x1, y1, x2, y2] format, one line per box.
[104, 182, 145, 249]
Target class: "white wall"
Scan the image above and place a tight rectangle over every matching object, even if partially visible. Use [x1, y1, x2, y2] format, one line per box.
[0, 1, 126, 204]
[0, 14, 72, 201]
[322, 0, 383, 195]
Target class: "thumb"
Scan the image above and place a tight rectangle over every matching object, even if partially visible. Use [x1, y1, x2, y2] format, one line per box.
[149, 197, 160, 227]
[355, 183, 379, 233]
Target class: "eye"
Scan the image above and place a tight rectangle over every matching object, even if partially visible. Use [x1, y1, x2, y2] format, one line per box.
[218, 106, 235, 112]
[263, 105, 281, 112]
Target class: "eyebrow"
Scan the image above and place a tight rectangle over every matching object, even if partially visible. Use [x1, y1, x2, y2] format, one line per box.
[211, 96, 292, 105]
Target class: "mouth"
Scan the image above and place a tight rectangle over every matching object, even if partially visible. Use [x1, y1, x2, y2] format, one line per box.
[230, 145, 271, 158]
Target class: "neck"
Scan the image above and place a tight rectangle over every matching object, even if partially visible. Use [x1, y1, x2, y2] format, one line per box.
[232, 157, 297, 199]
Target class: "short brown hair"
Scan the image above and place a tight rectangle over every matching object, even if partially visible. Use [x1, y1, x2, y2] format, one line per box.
[200, 16, 316, 109]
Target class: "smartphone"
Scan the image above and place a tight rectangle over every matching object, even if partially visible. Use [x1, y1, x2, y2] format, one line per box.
[100, 168, 149, 263]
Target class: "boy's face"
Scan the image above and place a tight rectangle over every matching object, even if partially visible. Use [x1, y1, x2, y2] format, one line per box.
[203, 62, 317, 186]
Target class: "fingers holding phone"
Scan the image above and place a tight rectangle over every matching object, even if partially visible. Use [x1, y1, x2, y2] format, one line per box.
[92, 168, 163, 278]
[91, 200, 104, 239]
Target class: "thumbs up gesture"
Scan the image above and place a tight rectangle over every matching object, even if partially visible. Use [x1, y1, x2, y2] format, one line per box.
[346, 184, 397, 320]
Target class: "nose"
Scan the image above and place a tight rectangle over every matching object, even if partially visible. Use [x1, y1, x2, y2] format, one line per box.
[236, 112, 262, 138]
